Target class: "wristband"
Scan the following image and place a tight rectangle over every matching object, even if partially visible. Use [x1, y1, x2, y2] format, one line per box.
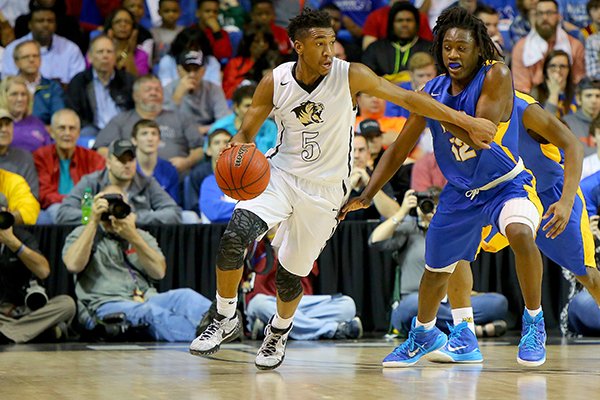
[16, 244, 25, 256]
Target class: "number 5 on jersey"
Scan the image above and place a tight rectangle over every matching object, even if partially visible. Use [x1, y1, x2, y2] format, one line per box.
[301, 131, 321, 162]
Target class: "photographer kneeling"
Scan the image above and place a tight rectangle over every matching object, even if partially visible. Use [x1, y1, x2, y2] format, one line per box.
[369, 188, 509, 337]
[62, 186, 211, 342]
[0, 194, 76, 343]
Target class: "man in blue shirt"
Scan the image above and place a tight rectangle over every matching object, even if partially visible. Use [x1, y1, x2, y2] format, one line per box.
[2, 6, 85, 85]
[130, 119, 180, 205]
[14, 40, 64, 126]
[199, 129, 236, 223]
[66, 35, 135, 139]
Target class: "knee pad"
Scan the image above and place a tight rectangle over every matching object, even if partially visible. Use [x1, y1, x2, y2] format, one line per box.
[275, 263, 303, 302]
[425, 261, 458, 273]
[217, 209, 268, 271]
[498, 197, 540, 237]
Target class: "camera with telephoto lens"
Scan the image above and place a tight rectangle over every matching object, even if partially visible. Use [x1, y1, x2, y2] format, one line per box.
[101, 193, 132, 221]
[409, 191, 436, 216]
[25, 279, 48, 310]
[0, 211, 15, 229]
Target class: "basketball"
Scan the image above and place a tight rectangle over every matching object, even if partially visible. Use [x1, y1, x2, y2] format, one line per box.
[215, 144, 270, 201]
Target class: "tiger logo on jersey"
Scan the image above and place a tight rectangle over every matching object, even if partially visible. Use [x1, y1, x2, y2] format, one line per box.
[291, 100, 324, 126]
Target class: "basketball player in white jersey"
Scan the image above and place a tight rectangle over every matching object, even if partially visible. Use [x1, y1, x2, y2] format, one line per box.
[189, 9, 497, 370]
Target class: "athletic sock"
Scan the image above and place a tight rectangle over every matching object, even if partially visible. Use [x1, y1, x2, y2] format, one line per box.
[452, 307, 476, 334]
[526, 306, 542, 319]
[415, 318, 436, 330]
[272, 312, 294, 331]
[216, 293, 238, 319]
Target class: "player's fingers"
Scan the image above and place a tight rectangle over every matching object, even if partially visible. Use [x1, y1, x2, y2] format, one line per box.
[548, 222, 564, 239]
[546, 218, 565, 238]
[542, 216, 556, 232]
[472, 137, 491, 150]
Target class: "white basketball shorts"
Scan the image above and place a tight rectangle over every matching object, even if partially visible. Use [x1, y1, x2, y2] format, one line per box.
[236, 165, 348, 277]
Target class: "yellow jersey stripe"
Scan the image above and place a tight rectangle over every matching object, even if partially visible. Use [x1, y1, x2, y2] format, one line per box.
[577, 189, 597, 268]
[493, 119, 518, 163]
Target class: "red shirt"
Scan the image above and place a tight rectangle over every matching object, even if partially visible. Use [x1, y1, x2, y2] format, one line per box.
[33, 145, 106, 209]
[245, 240, 317, 304]
[363, 6, 433, 42]
[271, 22, 292, 55]
[410, 152, 447, 192]
[204, 27, 233, 61]
[222, 56, 255, 99]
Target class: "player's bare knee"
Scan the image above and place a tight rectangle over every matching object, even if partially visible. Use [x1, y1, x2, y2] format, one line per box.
[275, 263, 303, 302]
[217, 209, 268, 271]
[505, 223, 536, 249]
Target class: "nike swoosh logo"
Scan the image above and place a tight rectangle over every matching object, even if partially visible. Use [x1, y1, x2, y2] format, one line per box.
[280, 81, 289, 86]
[447, 345, 468, 352]
[431, 93, 440, 97]
[407, 348, 420, 357]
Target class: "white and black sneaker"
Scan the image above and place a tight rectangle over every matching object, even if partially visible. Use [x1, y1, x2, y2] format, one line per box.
[189, 314, 240, 356]
[255, 320, 292, 370]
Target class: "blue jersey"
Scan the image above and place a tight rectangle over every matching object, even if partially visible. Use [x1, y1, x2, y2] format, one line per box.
[422, 63, 520, 190]
[514, 92, 565, 193]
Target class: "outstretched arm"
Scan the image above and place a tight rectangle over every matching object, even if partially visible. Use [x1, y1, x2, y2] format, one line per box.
[523, 103, 584, 238]
[231, 72, 275, 144]
[340, 114, 426, 218]
[349, 63, 496, 149]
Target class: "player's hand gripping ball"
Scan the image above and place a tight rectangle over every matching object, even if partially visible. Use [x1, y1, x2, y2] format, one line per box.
[215, 144, 270, 201]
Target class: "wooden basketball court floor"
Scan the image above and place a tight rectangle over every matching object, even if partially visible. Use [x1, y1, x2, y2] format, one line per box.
[1, 336, 599, 400]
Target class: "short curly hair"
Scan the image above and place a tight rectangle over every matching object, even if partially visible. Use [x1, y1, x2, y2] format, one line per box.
[287, 8, 332, 41]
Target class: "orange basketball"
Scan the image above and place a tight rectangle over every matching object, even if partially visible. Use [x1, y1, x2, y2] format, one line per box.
[215, 144, 270, 201]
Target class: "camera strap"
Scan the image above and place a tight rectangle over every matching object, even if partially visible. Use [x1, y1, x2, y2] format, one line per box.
[90, 229, 147, 302]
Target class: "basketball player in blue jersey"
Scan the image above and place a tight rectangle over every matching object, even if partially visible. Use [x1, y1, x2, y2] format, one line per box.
[430, 92, 600, 363]
[188, 9, 497, 370]
[342, 7, 548, 367]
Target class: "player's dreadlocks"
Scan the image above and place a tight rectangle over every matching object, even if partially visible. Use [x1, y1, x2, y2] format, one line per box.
[287, 8, 333, 42]
[431, 7, 502, 75]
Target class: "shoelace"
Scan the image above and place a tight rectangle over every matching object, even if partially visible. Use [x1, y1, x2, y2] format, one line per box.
[260, 332, 283, 356]
[199, 319, 223, 340]
[447, 322, 467, 341]
[519, 323, 544, 351]
[393, 329, 425, 356]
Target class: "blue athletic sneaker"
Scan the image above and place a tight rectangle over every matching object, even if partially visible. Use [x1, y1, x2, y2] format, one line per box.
[517, 311, 547, 367]
[382, 317, 447, 367]
[428, 322, 483, 363]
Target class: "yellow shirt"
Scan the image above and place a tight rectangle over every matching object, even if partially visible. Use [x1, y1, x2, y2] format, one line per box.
[0, 169, 40, 224]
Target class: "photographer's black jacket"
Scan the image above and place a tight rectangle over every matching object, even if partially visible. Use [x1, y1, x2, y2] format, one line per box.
[0, 229, 41, 306]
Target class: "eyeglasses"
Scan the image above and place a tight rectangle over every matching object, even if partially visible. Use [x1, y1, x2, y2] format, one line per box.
[535, 10, 558, 18]
[547, 64, 569, 71]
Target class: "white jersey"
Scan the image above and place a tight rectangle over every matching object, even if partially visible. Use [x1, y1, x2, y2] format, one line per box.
[266, 58, 357, 184]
